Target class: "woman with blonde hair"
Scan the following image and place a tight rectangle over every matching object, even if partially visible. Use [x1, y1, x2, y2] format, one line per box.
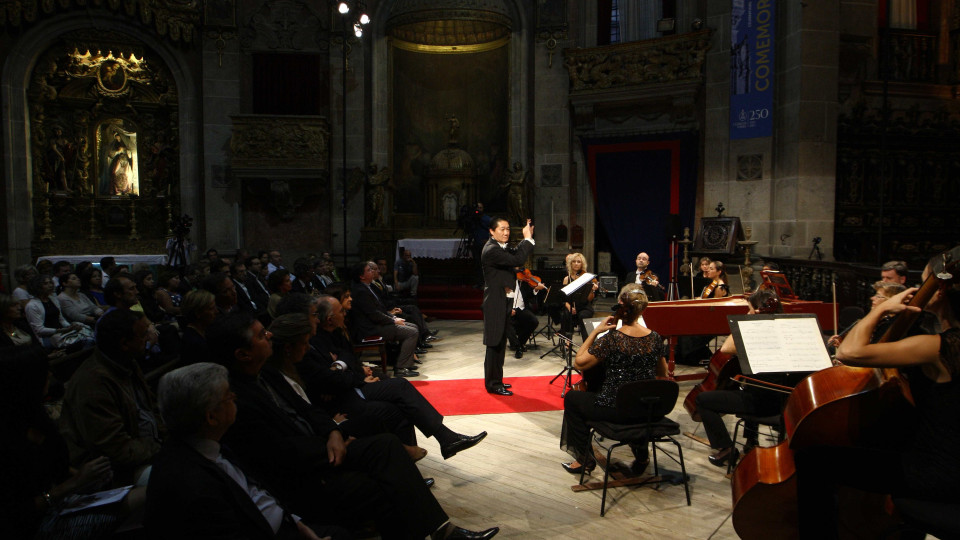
[562, 252, 599, 341]
[560, 284, 667, 473]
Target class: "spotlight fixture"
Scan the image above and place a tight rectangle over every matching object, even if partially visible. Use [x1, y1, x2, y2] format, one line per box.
[359, 13, 370, 25]
[338, 2, 349, 14]
[354, 23, 363, 38]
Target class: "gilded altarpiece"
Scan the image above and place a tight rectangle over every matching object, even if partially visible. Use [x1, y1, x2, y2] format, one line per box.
[391, 45, 509, 216]
[27, 30, 180, 255]
[835, 103, 960, 268]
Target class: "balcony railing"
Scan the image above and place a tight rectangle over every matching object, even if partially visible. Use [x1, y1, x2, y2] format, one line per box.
[879, 28, 938, 84]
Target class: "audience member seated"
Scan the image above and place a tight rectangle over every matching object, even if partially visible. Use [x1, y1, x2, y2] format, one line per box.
[0, 348, 145, 539]
[145, 362, 348, 540]
[312, 258, 334, 291]
[201, 271, 239, 318]
[179, 290, 217, 366]
[561, 252, 599, 342]
[57, 272, 103, 326]
[0, 293, 41, 351]
[60, 309, 164, 486]
[207, 312, 500, 539]
[267, 268, 292, 320]
[267, 250, 286, 276]
[99, 257, 119, 287]
[244, 255, 272, 315]
[134, 269, 166, 323]
[394, 249, 420, 297]
[25, 274, 92, 351]
[351, 261, 422, 377]
[307, 295, 486, 460]
[291, 258, 316, 296]
[81, 267, 107, 308]
[154, 268, 182, 320]
[231, 260, 260, 314]
[559, 285, 667, 475]
[373, 260, 437, 348]
[51, 260, 72, 294]
[13, 263, 38, 307]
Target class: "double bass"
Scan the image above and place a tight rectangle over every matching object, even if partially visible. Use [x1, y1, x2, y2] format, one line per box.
[731, 250, 960, 539]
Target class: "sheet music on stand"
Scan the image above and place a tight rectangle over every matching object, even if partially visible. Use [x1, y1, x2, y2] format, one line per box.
[561, 272, 597, 305]
[727, 314, 833, 375]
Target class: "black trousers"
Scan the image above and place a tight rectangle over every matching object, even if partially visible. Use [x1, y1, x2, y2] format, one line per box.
[561, 305, 594, 342]
[484, 333, 507, 390]
[696, 389, 762, 450]
[506, 307, 538, 349]
[361, 377, 450, 442]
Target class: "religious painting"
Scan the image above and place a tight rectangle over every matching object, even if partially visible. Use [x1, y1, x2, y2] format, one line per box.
[391, 44, 509, 214]
[98, 60, 126, 92]
[96, 122, 140, 196]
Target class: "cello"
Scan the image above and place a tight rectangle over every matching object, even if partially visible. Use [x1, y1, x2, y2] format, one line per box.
[731, 249, 960, 539]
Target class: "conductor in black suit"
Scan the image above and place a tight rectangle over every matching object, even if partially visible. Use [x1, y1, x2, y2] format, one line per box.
[482, 217, 535, 396]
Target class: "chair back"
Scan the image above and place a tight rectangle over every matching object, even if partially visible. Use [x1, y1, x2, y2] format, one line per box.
[615, 379, 679, 423]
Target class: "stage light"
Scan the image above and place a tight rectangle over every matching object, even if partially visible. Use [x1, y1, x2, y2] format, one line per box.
[338, 2, 349, 14]
[354, 23, 363, 38]
[359, 13, 370, 25]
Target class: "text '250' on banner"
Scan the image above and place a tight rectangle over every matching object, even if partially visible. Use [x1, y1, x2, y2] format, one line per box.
[730, 0, 775, 140]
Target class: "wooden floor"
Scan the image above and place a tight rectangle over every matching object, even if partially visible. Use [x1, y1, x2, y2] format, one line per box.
[388, 317, 745, 539]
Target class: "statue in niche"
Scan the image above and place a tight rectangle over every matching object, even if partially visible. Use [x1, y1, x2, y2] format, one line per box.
[442, 192, 458, 222]
[502, 161, 529, 223]
[98, 125, 139, 196]
[446, 114, 460, 145]
[365, 164, 392, 228]
[74, 136, 91, 193]
[47, 126, 73, 192]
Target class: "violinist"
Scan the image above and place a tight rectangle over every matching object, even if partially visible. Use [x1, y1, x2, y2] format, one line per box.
[695, 289, 807, 468]
[692, 256, 713, 299]
[796, 252, 960, 538]
[562, 253, 598, 341]
[625, 252, 666, 302]
[700, 260, 729, 299]
[507, 270, 546, 359]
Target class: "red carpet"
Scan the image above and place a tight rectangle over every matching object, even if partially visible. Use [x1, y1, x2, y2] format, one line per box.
[410, 376, 572, 416]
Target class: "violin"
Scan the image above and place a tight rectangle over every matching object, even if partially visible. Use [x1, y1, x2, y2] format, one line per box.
[637, 269, 663, 289]
[516, 268, 544, 289]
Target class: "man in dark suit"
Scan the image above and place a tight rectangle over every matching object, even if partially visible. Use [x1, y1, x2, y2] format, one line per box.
[231, 260, 259, 313]
[205, 313, 499, 539]
[350, 261, 421, 377]
[624, 251, 666, 302]
[244, 256, 272, 315]
[146, 362, 345, 539]
[481, 217, 535, 395]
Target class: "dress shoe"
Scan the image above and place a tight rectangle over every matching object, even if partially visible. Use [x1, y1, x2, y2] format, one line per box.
[561, 459, 596, 474]
[405, 445, 428, 462]
[514, 349, 523, 359]
[428, 329, 439, 337]
[440, 431, 488, 460]
[394, 368, 420, 377]
[502, 383, 511, 389]
[487, 385, 513, 396]
[419, 342, 434, 349]
[424, 477, 435, 488]
[708, 447, 739, 468]
[416, 348, 428, 355]
[444, 526, 499, 540]
[424, 334, 440, 342]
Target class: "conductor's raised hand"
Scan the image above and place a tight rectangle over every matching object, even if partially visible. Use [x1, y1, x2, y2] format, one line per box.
[522, 219, 534, 240]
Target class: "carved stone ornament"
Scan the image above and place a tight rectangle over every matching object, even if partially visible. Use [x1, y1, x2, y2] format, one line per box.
[241, 0, 327, 53]
[0, 0, 200, 43]
[230, 115, 330, 170]
[564, 30, 711, 92]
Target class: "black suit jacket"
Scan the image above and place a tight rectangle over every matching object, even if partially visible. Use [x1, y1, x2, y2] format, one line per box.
[244, 272, 271, 315]
[349, 282, 395, 341]
[481, 237, 534, 345]
[145, 438, 298, 540]
[233, 278, 258, 313]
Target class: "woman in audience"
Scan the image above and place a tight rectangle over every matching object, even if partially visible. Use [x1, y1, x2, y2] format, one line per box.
[154, 268, 183, 320]
[178, 290, 217, 366]
[560, 284, 667, 474]
[700, 260, 729, 299]
[79, 267, 107, 308]
[561, 252, 599, 341]
[12, 264, 38, 307]
[0, 348, 143, 538]
[0, 293, 39, 350]
[323, 282, 354, 338]
[266, 267, 292, 319]
[24, 275, 85, 350]
[134, 269, 164, 323]
[57, 272, 103, 326]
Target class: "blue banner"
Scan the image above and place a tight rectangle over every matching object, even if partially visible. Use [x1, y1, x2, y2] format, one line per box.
[730, 0, 775, 139]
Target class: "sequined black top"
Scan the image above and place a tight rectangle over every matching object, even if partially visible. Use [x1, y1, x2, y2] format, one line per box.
[588, 329, 665, 408]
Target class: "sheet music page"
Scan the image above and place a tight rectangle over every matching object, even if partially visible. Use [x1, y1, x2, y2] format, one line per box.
[561, 272, 596, 296]
[733, 316, 832, 373]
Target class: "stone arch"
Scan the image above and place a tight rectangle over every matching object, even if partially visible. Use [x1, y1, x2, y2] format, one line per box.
[1, 11, 201, 272]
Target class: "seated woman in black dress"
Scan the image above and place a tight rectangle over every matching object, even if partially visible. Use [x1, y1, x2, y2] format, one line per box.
[796, 251, 960, 538]
[699, 260, 729, 299]
[560, 284, 667, 473]
[561, 252, 599, 342]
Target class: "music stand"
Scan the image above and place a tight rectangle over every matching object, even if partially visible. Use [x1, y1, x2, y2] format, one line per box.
[537, 284, 568, 359]
[548, 332, 578, 397]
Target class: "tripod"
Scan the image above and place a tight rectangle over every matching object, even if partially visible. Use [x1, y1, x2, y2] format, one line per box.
[548, 332, 579, 397]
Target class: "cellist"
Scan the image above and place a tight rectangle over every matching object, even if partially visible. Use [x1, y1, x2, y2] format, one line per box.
[795, 252, 960, 538]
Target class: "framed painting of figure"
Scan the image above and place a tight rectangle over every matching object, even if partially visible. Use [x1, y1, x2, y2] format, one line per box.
[96, 122, 140, 197]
